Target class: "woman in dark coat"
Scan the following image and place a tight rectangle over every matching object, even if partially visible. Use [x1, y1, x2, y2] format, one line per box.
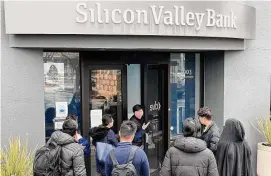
[216, 118, 254, 176]
[160, 118, 219, 176]
[89, 114, 118, 176]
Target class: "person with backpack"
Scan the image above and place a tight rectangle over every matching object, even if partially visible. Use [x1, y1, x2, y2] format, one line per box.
[66, 114, 90, 156]
[33, 119, 86, 176]
[105, 120, 150, 176]
[160, 118, 218, 176]
[89, 114, 118, 176]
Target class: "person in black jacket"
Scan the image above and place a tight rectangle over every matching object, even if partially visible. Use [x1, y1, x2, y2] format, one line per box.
[89, 114, 118, 176]
[197, 107, 221, 155]
[216, 118, 254, 176]
[160, 118, 219, 176]
[129, 104, 149, 148]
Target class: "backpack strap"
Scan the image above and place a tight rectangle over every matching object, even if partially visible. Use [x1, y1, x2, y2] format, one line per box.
[127, 146, 138, 164]
[109, 149, 119, 166]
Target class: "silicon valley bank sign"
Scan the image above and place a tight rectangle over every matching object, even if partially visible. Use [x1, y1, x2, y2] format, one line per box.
[76, 3, 237, 30]
[4, 1, 255, 39]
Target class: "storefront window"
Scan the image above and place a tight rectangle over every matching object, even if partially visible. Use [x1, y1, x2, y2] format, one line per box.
[44, 52, 80, 141]
[170, 53, 200, 138]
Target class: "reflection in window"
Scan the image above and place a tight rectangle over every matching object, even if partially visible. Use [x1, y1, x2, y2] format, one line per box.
[170, 53, 200, 138]
[44, 52, 81, 141]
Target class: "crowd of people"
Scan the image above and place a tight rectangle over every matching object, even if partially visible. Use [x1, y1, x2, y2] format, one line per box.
[34, 106, 254, 176]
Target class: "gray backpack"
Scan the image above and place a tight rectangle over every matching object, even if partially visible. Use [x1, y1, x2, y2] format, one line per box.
[33, 140, 62, 176]
[109, 146, 139, 176]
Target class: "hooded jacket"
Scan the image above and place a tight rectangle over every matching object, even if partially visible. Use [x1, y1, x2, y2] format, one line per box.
[216, 118, 254, 176]
[89, 126, 118, 175]
[50, 131, 86, 176]
[89, 126, 118, 147]
[160, 135, 219, 176]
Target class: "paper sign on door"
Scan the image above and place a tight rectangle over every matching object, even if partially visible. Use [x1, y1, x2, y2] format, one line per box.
[56, 102, 68, 118]
[90, 109, 103, 128]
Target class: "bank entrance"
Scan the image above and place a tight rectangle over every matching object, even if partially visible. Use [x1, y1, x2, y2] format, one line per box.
[80, 51, 170, 175]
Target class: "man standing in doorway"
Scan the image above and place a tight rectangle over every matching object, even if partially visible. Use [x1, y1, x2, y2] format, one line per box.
[197, 107, 221, 155]
[130, 104, 150, 148]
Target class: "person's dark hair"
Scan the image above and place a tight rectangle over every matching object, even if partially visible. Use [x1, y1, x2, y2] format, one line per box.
[62, 119, 77, 136]
[66, 114, 78, 122]
[102, 114, 113, 126]
[197, 107, 213, 120]
[132, 104, 143, 113]
[183, 118, 201, 137]
[120, 120, 137, 138]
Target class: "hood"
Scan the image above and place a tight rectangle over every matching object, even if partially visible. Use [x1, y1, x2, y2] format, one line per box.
[89, 126, 110, 141]
[220, 118, 245, 142]
[174, 135, 207, 153]
[50, 130, 76, 145]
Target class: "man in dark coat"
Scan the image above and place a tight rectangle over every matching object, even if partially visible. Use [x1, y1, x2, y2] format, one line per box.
[129, 104, 149, 147]
[197, 107, 221, 154]
[89, 114, 118, 176]
[216, 118, 254, 176]
[160, 118, 219, 176]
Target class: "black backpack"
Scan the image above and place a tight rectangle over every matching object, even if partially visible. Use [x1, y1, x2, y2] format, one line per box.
[33, 140, 62, 176]
[109, 146, 139, 176]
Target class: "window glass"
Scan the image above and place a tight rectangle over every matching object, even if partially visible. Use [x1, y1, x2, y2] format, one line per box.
[127, 64, 141, 119]
[170, 53, 200, 138]
[44, 52, 81, 141]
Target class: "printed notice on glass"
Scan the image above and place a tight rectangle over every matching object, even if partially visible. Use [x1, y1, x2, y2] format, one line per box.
[54, 121, 64, 130]
[90, 109, 103, 128]
[56, 102, 68, 118]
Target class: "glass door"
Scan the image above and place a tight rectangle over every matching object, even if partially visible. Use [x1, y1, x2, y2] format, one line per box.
[89, 68, 123, 133]
[89, 68, 124, 175]
[143, 64, 169, 176]
[81, 60, 127, 175]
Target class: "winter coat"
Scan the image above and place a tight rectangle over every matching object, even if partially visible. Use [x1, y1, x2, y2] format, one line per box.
[89, 126, 118, 175]
[160, 135, 219, 176]
[200, 122, 221, 154]
[130, 115, 146, 146]
[50, 131, 86, 176]
[216, 118, 254, 176]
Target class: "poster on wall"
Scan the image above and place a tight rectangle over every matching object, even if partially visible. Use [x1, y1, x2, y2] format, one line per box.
[55, 102, 68, 118]
[44, 63, 64, 91]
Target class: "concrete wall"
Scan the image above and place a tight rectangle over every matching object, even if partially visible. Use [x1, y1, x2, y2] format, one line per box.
[224, 1, 271, 171]
[204, 52, 225, 130]
[1, 2, 45, 149]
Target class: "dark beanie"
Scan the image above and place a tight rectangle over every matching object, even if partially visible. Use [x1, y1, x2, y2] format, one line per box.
[62, 119, 77, 136]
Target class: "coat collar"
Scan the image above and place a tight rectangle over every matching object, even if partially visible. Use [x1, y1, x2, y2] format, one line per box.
[203, 121, 214, 133]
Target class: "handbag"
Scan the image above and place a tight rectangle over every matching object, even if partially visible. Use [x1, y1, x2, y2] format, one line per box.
[96, 138, 115, 163]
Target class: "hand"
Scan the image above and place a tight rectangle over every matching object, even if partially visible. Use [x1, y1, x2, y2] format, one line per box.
[142, 122, 150, 130]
